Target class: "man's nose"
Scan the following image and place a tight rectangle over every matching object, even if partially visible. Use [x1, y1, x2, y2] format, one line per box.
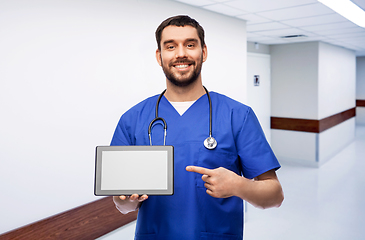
[176, 45, 187, 58]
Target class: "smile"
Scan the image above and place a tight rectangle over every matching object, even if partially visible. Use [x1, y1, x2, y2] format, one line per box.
[172, 62, 194, 71]
[175, 64, 189, 69]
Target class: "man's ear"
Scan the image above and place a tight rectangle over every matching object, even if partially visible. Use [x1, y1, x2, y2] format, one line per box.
[156, 49, 162, 66]
[202, 44, 208, 63]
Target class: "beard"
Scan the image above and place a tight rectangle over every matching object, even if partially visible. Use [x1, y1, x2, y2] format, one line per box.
[161, 54, 203, 87]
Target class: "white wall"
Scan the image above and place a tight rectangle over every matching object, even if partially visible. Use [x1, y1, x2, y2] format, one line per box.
[271, 130, 318, 166]
[247, 41, 270, 55]
[0, 0, 247, 234]
[271, 42, 319, 119]
[270, 42, 319, 165]
[356, 57, 365, 100]
[319, 118, 355, 164]
[270, 41, 356, 167]
[318, 42, 356, 119]
[271, 41, 356, 120]
[357, 108, 365, 125]
[247, 53, 271, 142]
[272, 118, 355, 167]
[356, 57, 365, 125]
[317, 42, 356, 164]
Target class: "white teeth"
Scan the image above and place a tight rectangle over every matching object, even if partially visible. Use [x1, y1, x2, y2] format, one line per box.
[175, 65, 189, 69]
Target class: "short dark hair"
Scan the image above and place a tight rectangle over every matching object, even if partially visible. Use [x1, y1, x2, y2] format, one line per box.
[155, 15, 205, 51]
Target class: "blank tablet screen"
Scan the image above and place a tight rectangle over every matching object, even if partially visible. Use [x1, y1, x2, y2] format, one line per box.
[94, 146, 174, 196]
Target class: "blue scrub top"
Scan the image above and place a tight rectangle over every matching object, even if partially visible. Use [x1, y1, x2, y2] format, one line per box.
[111, 92, 280, 240]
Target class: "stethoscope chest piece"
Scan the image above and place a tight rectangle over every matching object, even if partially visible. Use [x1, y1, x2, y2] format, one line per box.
[204, 136, 217, 150]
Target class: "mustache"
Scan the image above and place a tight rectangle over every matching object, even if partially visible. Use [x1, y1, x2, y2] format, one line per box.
[169, 60, 195, 67]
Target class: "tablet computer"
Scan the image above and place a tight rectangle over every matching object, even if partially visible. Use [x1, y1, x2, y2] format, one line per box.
[94, 145, 174, 196]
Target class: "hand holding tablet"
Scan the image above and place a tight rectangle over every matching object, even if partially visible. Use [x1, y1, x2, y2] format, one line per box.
[113, 194, 149, 214]
[118, 194, 148, 201]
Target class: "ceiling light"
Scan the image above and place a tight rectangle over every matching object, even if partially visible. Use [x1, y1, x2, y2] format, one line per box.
[280, 34, 308, 39]
[280, 35, 308, 41]
[318, 0, 365, 28]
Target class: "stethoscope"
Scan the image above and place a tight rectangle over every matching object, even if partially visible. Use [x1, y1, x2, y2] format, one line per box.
[148, 86, 217, 150]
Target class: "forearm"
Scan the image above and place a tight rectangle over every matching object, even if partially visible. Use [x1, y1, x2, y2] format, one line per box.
[234, 175, 284, 209]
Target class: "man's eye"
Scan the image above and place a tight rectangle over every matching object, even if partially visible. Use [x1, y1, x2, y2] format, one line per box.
[187, 44, 195, 48]
[167, 45, 175, 50]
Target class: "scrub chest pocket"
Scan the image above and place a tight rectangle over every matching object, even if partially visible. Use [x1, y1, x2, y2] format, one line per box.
[195, 147, 239, 188]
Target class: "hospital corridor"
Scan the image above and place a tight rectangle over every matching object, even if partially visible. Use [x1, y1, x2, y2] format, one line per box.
[1, 0, 365, 239]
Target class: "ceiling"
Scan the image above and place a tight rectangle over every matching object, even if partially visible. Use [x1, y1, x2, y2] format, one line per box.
[172, 0, 365, 56]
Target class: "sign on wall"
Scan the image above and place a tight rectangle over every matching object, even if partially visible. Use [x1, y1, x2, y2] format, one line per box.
[254, 75, 260, 86]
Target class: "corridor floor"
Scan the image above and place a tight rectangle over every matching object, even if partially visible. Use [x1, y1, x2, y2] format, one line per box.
[244, 126, 365, 240]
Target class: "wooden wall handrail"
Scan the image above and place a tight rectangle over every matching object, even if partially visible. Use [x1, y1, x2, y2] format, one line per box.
[271, 107, 356, 133]
[356, 100, 365, 107]
[0, 197, 137, 240]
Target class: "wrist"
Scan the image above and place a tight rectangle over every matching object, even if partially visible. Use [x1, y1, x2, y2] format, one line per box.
[233, 175, 251, 199]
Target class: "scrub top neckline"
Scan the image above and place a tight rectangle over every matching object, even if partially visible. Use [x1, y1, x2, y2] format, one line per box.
[169, 100, 196, 116]
[161, 92, 209, 117]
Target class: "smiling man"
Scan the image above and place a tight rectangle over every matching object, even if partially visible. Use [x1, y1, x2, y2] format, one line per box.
[157, 24, 206, 90]
[111, 15, 284, 240]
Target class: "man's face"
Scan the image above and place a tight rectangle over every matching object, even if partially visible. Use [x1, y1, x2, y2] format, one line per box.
[156, 25, 207, 87]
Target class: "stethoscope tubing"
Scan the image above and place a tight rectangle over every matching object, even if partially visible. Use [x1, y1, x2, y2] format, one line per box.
[148, 87, 216, 149]
[148, 89, 167, 146]
[204, 86, 213, 138]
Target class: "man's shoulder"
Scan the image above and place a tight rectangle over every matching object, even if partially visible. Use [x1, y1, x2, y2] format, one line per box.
[210, 92, 251, 111]
[125, 94, 159, 113]
[119, 94, 159, 123]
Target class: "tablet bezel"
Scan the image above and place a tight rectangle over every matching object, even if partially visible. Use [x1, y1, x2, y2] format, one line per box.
[94, 145, 174, 196]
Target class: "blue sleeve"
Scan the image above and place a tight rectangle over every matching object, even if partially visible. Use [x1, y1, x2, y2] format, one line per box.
[110, 115, 133, 146]
[109, 96, 157, 147]
[235, 107, 280, 179]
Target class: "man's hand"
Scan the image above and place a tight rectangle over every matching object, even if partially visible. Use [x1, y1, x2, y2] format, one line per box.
[113, 194, 148, 214]
[186, 166, 284, 208]
[118, 194, 148, 202]
[186, 166, 244, 198]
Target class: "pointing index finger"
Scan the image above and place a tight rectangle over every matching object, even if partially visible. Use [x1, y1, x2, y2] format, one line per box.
[186, 166, 212, 175]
